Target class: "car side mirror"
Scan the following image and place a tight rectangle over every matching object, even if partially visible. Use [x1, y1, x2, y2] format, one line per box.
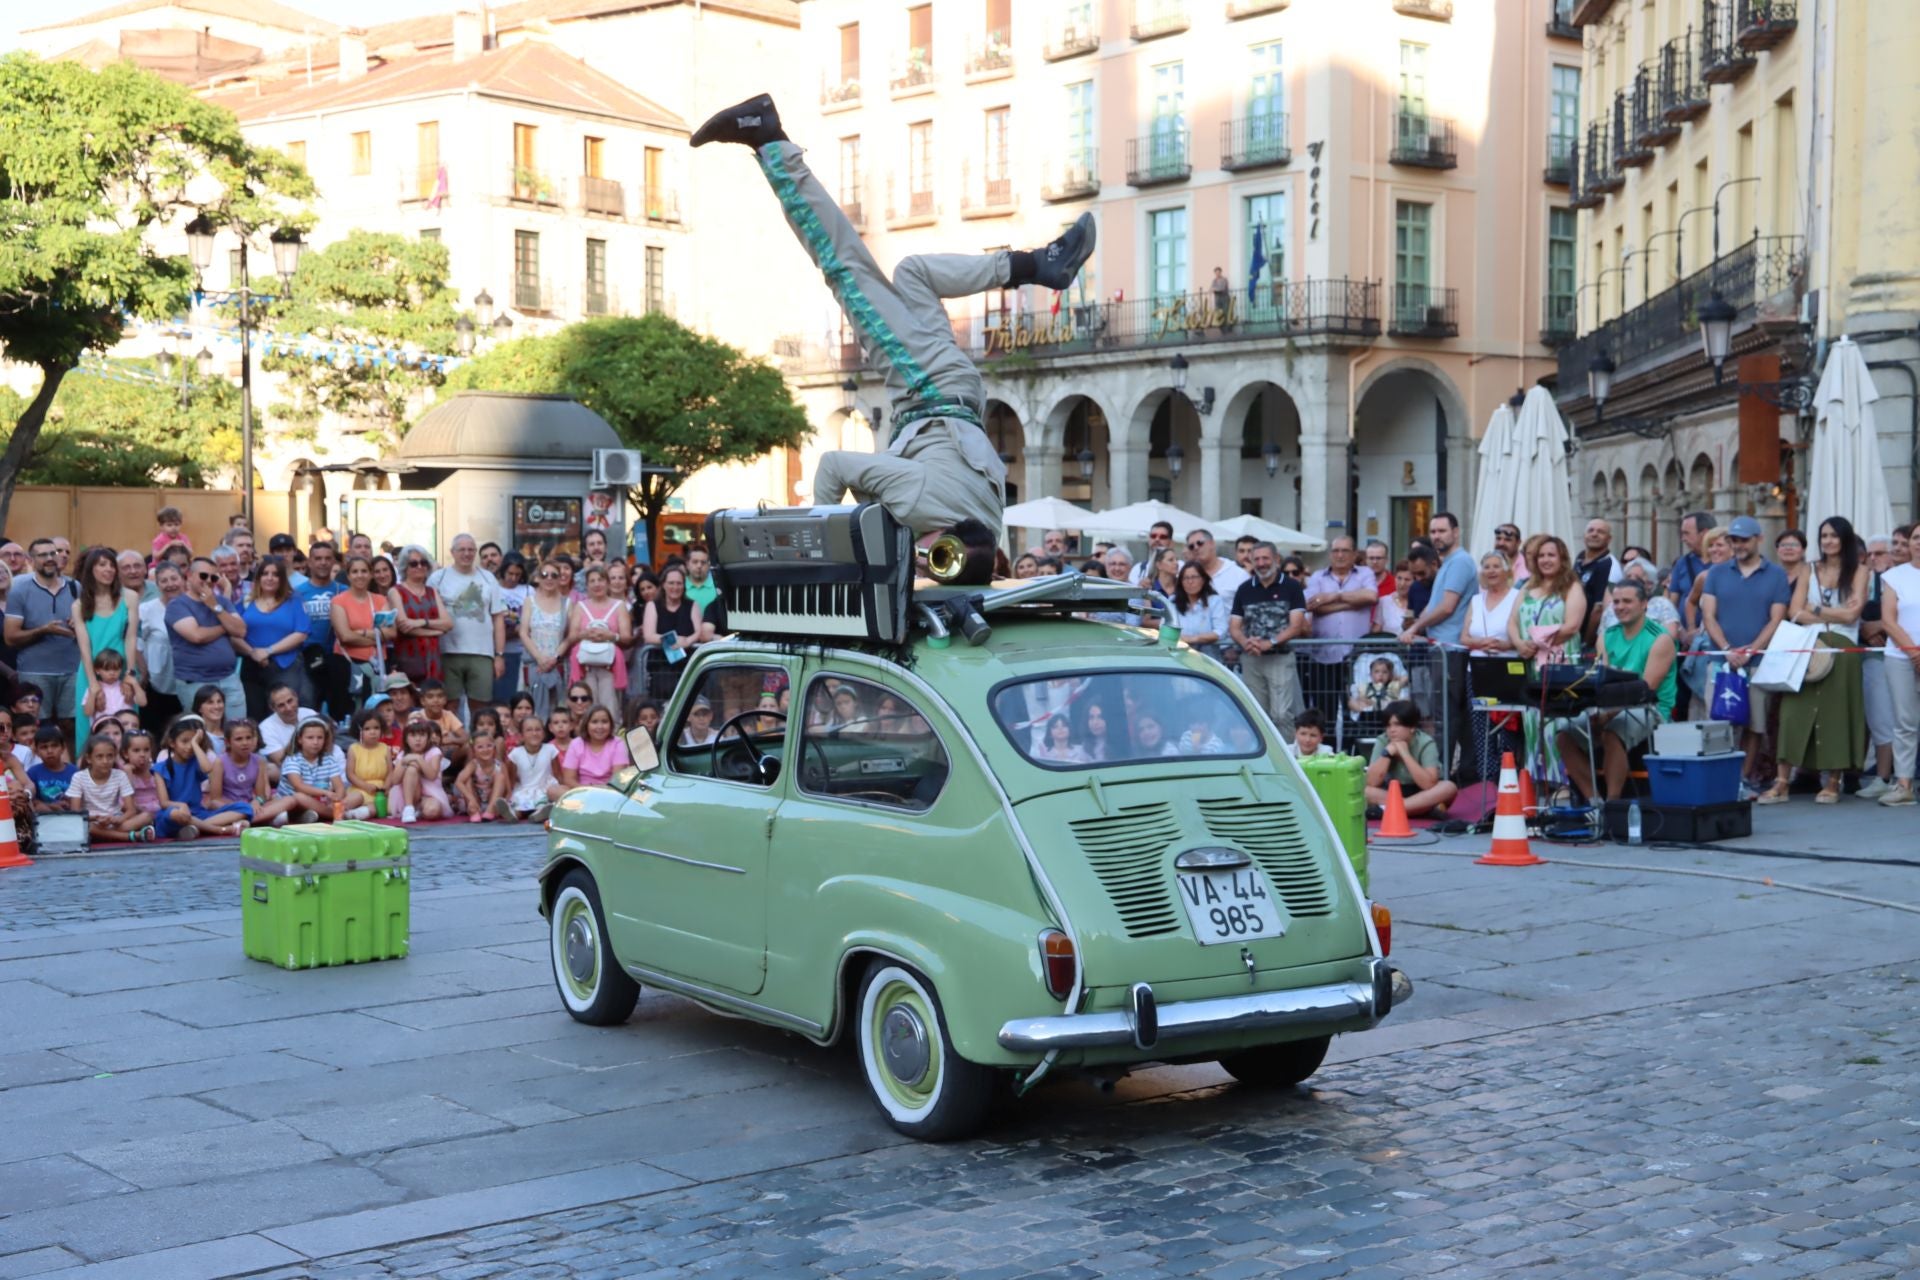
[625, 726, 659, 772]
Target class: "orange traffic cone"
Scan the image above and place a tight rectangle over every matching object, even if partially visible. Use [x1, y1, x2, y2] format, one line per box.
[0, 791, 31, 869]
[1478, 753, 1544, 867]
[1517, 766, 1539, 817]
[1374, 780, 1417, 840]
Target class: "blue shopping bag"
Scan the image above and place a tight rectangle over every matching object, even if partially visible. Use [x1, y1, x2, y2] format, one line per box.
[1709, 665, 1750, 726]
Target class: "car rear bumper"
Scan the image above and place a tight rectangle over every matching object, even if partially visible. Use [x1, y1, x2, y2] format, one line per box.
[996, 959, 1412, 1053]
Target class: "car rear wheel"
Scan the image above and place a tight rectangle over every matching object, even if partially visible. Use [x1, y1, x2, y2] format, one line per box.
[1216, 1035, 1332, 1088]
[549, 869, 640, 1026]
[856, 962, 995, 1141]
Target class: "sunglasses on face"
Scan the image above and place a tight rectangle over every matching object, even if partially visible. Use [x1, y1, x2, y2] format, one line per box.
[196, 572, 220, 583]
[538, 571, 557, 580]
[407, 559, 428, 569]
[1186, 541, 1208, 550]
[569, 694, 591, 702]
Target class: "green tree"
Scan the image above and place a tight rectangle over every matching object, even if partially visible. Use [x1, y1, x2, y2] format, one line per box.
[261, 230, 461, 446]
[444, 314, 810, 548]
[0, 362, 242, 487]
[0, 53, 310, 533]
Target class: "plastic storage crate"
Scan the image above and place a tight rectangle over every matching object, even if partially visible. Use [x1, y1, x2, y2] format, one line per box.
[241, 821, 410, 970]
[1299, 752, 1368, 891]
[1643, 752, 1745, 807]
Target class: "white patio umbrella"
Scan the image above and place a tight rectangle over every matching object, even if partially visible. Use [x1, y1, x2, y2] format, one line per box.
[1805, 336, 1896, 538]
[1506, 385, 1575, 546]
[1207, 513, 1327, 555]
[1468, 400, 1520, 559]
[1001, 496, 1095, 532]
[1075, 499, 1215, 540]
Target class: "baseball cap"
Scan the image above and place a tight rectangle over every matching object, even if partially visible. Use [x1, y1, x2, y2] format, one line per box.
[1727, 516, 1763, 539]
[382, 673, 413, 691]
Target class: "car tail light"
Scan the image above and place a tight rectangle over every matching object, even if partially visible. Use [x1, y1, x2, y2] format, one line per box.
[1038, 929, 1075, 999]
[1371, 902, 1392, 956]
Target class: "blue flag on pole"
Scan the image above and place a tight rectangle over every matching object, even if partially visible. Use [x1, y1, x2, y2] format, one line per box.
[1247, 223, 1267, 306]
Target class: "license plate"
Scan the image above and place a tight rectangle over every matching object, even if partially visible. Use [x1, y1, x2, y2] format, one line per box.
[1175, 867, 1286, 945]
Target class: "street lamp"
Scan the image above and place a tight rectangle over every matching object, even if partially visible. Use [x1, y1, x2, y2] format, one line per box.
[492, 312, 514, 340]
[196, 346, 214, 377]
[1165, 442, 1184, 480]
[473, 289, 495, 328]
[1697, 291, 1736, 383]
[839, 377, 858, 414]
[184, 215, 216, 274]
[1076, 448, 1095, 481]
[1587, 350, 1616, 415]
[1169, 352, 1189, 393]
[453, 314, 475, 355]
[270, 228, 304, 285]
[1263, 442, 1281, 479]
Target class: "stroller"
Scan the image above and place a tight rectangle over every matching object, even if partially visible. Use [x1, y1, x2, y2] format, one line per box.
[1341, 650, 1409, 757]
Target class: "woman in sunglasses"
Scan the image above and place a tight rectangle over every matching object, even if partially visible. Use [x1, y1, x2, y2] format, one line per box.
[520, 558, 574, 719]
[388, 545, 451, 686]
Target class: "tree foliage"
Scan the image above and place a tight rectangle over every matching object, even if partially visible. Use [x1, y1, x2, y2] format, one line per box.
[0, 363, 242, 487]
[443, 314, 810, 544]
[0, 53, 310, 533]
[260, 230, 460, 444]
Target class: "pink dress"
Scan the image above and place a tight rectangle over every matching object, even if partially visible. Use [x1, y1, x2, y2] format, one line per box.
[566, 598, 629, 691]
[563, 736, 629, 787]
[389, 746, 452, 815]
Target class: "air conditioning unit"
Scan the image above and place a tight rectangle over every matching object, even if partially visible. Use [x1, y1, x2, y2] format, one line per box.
[592, 448, 644, 487]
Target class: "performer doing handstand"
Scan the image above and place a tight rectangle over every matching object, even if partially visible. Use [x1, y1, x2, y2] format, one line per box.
[692, 93, 1095, 546]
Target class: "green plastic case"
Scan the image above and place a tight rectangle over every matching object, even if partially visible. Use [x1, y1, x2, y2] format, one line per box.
[240, 821, 411, 970]
[1299, 753, 1368, 892]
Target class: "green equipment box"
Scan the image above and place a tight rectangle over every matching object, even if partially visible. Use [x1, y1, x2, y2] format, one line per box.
[241, 821, 410, 970]
[1299, 752, 1368, 892]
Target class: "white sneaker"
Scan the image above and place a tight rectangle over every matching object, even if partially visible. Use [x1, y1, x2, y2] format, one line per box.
[1856, 777, 1892, 800]
[346, 806, 372, 820]
[271, 812, 289, 828]
[1878, 784, 1915, 807]
[401, 805, 419, 823]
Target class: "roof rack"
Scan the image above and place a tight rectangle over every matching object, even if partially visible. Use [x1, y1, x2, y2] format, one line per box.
[912, 573, 1176, 646]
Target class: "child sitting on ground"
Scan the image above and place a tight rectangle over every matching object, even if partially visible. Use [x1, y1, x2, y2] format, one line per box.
[417, 679, 468, 772]
[456, 732, 513, 822]
[27, 726, 76, 815]
[277, 717, 370, 823]
[218, 719, 297, 827]
[508, 716, 559, 820]
[1364, 699, 1457, 819]
[1293, 708, 1336, 757]
[67, 736, 155, 843]
[390, 719, 450, 823]
[345, 710, 393, 818]
[123, 731, 178, 841]
[154, 719, 251, 838]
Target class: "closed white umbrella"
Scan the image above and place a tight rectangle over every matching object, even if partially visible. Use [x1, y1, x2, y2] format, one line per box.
[1207, 513, 1327, 554]
[1507, 385, 1574, 546]
[1468, 401, 1519, 559]
[1001, 496, 1096, 531]
[1076, 499, 1215, 540]
[1806, 336, 1896, 538]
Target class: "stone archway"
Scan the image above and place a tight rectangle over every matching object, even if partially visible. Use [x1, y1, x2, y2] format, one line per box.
[1127, 386, 1205, 512]
[1041, 392, 1116, 511]
[1353, 360, 1471, 553]
[1216, 380, 1305, 529]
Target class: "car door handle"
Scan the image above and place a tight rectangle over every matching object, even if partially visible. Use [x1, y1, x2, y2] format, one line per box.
[765, 812, 776, 838]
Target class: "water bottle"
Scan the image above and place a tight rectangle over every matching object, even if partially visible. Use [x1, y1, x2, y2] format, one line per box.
[1626, 799, 1642, 846]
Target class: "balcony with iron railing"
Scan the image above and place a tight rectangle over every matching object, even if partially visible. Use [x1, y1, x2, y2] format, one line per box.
[1547, 0, 1579, 38]
[1389, 284, 1458, 338]
[584, 282, 612, 316]
[1221, 114, 1291, 171]
[1585, 121, 1622, 193]
[1226, 0, 1289, 16]
[642, 189, 681, 226]
[1126, 131, 1191, 185]
[1043, 15, 1099, 60]
[1554, 234, 1807, 396]
[960, 159, 1016, 218]
[399, 163, 449, 205]
[1541, 294, 1577, 346]
[1040, 150, 1100, 202]
[579, 175, 625, 218]
[890, 52, 935, 96]
[1392, 0, 1453, 18]
[821, 74, 861, 111]
[1545, 133, 1576, 185]
[1701, 0, 1757, 82]
[967, 278, 1379, 361]
[886, 176, 938, 229]
[1612, 90, 1651, 167]
[1660, 31, 1710, 122]
[1391, 113, 1457, 169]
[1568, 141, 1602, 209]
[1130, 0, 1189, 40]
[1736, 0, 1796, 50]
[965, 31, 1013, 80]
[513, 277, 556, 312]
[1632, 67, 1680, 148]
[506, 167, 561, 207]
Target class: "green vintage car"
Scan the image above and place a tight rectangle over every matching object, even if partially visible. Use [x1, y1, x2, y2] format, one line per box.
[539, 574, 1411, 1140]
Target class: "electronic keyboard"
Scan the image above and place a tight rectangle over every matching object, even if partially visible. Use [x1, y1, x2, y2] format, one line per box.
[705, 504, 913, 643]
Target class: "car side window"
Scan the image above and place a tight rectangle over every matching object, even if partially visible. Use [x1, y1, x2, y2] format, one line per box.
[665, 663, 792, 786]
[797, 675, 950, 811]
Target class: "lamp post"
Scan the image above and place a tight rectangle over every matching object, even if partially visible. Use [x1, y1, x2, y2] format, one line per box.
[839, 377, 858, 414]
[492, 312, 514, 342]
[1697, 291, 1736, 383]
[1165, 442, 1184, 480]
[1169, 352, 1189, 392]
[186, 214, 302, 529]
[454, 314, 476, 356]
[1076, 448, 1095, 481]
[1263, 441, 1281, 479]
[1588, 349, 1616, 416]
[473, 289, 494, 328]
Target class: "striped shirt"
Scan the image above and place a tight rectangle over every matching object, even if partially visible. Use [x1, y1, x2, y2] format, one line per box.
[276, 751, 343, 797]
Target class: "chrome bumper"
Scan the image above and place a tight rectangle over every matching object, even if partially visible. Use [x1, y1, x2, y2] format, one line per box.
[996, 960, 1413, 1053]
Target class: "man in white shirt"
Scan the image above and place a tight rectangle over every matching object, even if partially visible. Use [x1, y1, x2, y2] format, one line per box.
[426, 534, 505, 726]
[1182, 529, 1250, 601]
[259, 682, 322, 763]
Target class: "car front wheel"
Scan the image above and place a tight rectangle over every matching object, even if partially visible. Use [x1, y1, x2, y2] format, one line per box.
[856, 962, 996, 1141]
[549, 869, 640, 1026]
[1216, 1035, 1332, 1088]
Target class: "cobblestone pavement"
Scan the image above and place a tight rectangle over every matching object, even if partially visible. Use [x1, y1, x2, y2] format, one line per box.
[247, 962, 1920, 1280]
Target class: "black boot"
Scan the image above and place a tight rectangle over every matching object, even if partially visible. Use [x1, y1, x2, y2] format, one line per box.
[690, 93, 786, 148]
[1009, 213, 1097, 290]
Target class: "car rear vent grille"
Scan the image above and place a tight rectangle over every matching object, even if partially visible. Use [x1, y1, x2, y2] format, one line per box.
[1196, 798, 1335, 916]
[1069, 802, 1182, 938]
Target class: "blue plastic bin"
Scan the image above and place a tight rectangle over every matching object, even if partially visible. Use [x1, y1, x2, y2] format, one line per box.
[1644, 752, 1745, 807]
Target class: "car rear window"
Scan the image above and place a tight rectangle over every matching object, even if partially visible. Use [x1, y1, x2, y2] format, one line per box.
[989, 671, 1263, 769]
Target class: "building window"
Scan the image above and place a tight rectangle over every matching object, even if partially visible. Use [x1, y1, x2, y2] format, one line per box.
[1149, 207, 1188, 301]
[838, 135, 863, 205]
[908, 120, 934, 214]
[1549, 65, 1580, 168]
[984, 106, 1010, 186]
[643, 146, 665, 219]
[1547, 208, 1576, 328]
[349, 131, 372, 176]
[585, 238, 608, 315]
[1394, 200, 1431, 324]
[907, 4, 932, 65]
[1249, 40, 1284, 122]
[645, 245, 665, 314]
[416, 121, 440, 200]
[1245, 192, 1287, 312]
[1398, 41, 1428, 141]
[583, 136, 605, 179]
[286, 140, 306, 169]
[1065, 80, 1094, 168]
[1150, 61, 1185, 174]
[840, 21, 860, 82]
[513, 122, 539, 196]
[514, 230, 541, 310]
